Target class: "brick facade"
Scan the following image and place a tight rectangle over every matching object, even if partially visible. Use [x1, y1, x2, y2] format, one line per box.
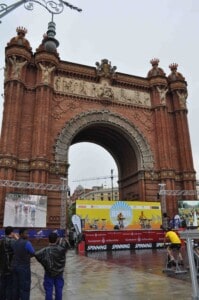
[0, 28, 196, 227]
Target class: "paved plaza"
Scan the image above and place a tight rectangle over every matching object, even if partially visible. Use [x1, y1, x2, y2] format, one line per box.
[30, 248, 195, 300]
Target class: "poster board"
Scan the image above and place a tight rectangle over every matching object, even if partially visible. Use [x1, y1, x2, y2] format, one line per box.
[3, 193, 47, 228]
[178, 200, 199, 227]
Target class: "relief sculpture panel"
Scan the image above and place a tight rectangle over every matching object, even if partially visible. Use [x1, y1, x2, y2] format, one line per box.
[54, 76, 151, 107]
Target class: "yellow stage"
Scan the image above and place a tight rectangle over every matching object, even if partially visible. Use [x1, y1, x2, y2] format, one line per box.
[76, 200, 162, 230]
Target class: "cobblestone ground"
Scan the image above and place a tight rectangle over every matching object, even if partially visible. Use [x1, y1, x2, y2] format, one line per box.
[30, 248, 193, 300]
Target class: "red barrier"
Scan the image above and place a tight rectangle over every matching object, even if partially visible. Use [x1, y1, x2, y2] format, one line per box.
[83, 229, 165, 246]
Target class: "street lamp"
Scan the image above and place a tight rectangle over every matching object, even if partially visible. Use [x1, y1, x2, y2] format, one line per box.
[158, 183, 167, 228]
[111, 169, 114, 200]
[0, 1, 82, 23]
[60, 177, 70, 234]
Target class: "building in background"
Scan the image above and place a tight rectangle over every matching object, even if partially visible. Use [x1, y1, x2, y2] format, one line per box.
[71, 185, 119, 201]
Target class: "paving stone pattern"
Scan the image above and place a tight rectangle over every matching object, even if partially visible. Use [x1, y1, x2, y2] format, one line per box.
[30, 249, 193, 300]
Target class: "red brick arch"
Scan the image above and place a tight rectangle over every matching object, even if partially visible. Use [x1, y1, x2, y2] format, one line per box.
[0, 29, 196, 226]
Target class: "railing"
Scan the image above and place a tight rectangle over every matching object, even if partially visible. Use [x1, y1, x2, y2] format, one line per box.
[179, 230, 199, 300]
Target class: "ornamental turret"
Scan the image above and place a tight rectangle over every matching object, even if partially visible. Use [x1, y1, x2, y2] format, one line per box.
[31, 20, 60, 186]
[167, 63, 187, 110]
[168, 63, 185, 82]
[35, 20, 59, 86]
[147, 58, 168, 107]
[167, 63, 187, 93]
[7, 26, 32, 51]
[5, 27, 32, 83]
[0, 27, 33, 179]
[147, 58, 165, 78]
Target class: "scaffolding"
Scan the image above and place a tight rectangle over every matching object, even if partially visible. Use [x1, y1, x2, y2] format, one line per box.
[159, 189, 198, 196]
[0, 179, 198, 230]
[0, 179, 66, 191]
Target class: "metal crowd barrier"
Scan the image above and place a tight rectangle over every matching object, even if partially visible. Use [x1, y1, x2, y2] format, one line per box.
[179, 229, 199, 300]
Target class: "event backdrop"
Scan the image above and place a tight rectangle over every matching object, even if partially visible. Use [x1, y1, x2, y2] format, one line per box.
[76, 200, 162, 230]
[178, 200, 199, 226]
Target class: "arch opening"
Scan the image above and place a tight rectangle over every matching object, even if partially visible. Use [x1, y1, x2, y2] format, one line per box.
[55, 110, 154, 200]
[68, 142, 118, 194]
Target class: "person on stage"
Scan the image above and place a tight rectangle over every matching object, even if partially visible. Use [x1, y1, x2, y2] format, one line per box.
[117, 212, 125, 229]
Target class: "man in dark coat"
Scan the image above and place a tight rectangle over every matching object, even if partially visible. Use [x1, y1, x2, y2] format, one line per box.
[35, 232, 68, 300]
[0, 226, 18, 300]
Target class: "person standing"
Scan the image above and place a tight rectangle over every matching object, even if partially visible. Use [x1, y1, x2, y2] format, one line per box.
[174, 213, 181, 229]
[117, 212, 125, 229]
[35, 232, 68, 300]
[12, 228, 35, 300]
[0, 226, 18, 300]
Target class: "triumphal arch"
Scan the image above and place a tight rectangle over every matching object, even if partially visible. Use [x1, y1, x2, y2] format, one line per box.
[0, 24, 196, 227]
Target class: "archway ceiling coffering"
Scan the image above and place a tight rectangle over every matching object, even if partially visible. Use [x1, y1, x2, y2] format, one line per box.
[55, 110, 154, 178]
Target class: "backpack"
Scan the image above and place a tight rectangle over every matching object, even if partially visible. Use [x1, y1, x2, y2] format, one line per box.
[0, 237, 13, 274]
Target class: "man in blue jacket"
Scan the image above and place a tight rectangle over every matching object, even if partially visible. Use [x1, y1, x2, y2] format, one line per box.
[12, 228, 35, 300]
[35, 232, 68, 300]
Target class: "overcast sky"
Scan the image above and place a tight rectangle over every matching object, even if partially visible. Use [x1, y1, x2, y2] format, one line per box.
[0, 0, 199, 193]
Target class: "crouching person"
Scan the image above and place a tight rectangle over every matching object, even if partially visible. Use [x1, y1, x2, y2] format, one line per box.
[35, 232, 68, 300]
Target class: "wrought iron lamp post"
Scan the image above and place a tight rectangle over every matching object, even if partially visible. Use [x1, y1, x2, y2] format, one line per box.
[0, 0, 82, 23]
[158, 183, 167, 228]
[0, 0, 81, 233]
[60, 177, 70, 233]
[111, 169, 114, 201]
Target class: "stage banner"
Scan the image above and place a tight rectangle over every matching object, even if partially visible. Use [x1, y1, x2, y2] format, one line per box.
[76, 200, 162, 230]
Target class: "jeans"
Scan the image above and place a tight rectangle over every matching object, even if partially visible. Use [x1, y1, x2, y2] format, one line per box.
[12, 265, 31, 300]
[0, 273, 13, 300]
[43, 273, 64, 300]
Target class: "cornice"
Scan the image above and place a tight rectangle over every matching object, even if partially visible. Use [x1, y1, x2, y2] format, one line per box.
[5, 46, 32, 61]
[56, 61, 150, 90]
[169, 80, 187, 91]
[34, 51, 59, 66]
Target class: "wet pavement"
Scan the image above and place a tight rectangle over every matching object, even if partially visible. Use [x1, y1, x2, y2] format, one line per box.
[30, 247, 196, 300]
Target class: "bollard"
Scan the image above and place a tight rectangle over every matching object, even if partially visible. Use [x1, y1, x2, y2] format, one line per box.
[78, 240, 85, 254]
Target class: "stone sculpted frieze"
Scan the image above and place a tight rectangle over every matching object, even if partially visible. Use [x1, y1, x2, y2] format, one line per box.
[53, 76, 151, 107]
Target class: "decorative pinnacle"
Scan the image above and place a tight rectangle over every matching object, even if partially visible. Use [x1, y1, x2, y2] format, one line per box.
[95, 58, 117, 79]
[16, 26, 27, 36]
[169, 63, 178, 71]
[150, 58, 159, 66]
[43, 20, 59, 52]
